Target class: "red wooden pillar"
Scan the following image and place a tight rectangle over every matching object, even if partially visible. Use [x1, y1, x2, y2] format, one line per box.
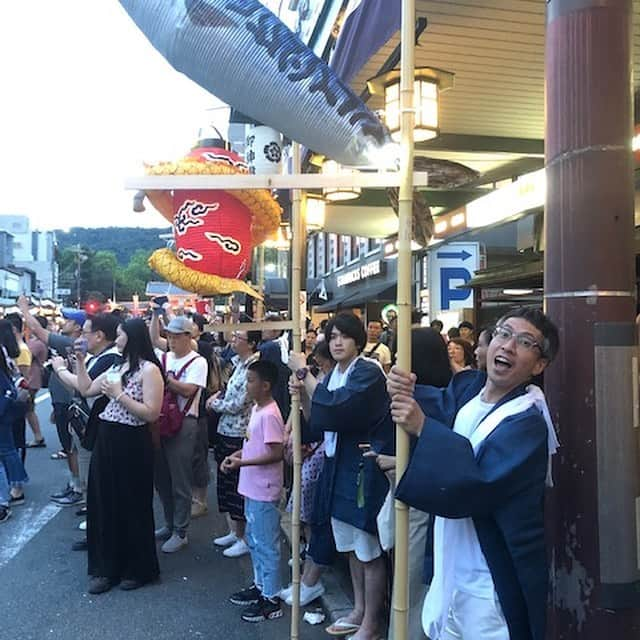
[545, 1, 640, 637]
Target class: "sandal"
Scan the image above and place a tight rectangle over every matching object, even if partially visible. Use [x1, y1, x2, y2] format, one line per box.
[51, 450, 68, 460]
[27, 439, 46, 448]
[326, 618, 361, 636]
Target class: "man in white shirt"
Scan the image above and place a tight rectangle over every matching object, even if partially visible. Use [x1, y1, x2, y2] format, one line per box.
[151, 314, 208, 553]
[363, 320, 392, 373]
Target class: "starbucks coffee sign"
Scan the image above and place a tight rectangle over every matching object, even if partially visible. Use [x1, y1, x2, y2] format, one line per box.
[336, 260, 385, 287]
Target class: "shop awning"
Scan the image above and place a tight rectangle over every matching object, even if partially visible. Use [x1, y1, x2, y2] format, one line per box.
[145, 281, 194, 297]
[459, 258, 543, 290]
[313, 281, 396, 313]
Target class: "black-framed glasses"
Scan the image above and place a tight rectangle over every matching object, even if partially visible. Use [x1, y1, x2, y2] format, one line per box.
[493, 324, 544, 355]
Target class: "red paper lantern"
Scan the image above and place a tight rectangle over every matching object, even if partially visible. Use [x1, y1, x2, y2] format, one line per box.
[145, 145, 281, 297]
[172, 189, 253, 280]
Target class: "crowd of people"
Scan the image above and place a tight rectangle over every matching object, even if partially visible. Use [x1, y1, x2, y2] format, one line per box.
[0, 298, 560, 639]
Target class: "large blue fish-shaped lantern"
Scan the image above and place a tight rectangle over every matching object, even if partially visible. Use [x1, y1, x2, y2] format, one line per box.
[118, 0, 391, 166]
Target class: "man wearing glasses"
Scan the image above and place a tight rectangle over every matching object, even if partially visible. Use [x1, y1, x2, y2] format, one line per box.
[387, 308, 560, 640]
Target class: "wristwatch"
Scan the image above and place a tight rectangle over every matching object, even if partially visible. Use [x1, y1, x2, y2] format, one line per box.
[296, 367, 309, 381]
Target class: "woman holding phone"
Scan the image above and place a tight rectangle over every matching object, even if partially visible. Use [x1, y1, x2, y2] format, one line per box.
[67, 318, 164, 595]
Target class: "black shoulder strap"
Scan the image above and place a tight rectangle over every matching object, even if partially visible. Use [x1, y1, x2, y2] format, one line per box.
[366, 342, 382, 356]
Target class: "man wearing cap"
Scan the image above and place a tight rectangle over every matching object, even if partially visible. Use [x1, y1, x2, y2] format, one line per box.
[18, 296, 86, 508]
[150, 311, 208, 553]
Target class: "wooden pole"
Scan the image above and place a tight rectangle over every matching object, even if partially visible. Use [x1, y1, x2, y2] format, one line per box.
[545, 1, 640, 636]
[256, 245, 265, 320]
[290, 142, 303, 640]
[392, 1, 415, 639]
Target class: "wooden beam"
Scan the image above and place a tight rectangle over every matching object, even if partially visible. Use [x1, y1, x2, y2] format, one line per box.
[203, 320, 293, 333]
[330, 188, 488, 208]
[416, 133, 544, 156]
[125, 172, 429, 191]
[466, 157, 544, 187]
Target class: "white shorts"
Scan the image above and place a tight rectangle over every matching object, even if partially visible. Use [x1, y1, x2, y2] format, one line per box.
[440, 589, 509, 640]
[331, 517, 382, 562]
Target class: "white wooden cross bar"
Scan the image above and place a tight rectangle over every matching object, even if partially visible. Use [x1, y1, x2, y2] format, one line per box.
[125, 171, 428, 191]
[203, 320, 294, 333]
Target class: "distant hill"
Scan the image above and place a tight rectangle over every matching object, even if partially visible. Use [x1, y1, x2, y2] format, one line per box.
[55, 227, 171, 265]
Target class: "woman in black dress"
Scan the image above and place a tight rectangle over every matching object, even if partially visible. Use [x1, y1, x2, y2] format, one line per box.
[69, 318, 164, 594]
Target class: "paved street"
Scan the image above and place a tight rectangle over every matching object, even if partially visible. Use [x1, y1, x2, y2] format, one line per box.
[1, 394, 329, 640]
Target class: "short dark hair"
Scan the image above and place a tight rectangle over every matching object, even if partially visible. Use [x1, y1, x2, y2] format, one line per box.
[430, 319, 444, 332]
[447, 327, 460, 339]
[325, 312, 367, 352]
[35, 315, 48, 329]
[477, 326, 493, 346]
[497, 307, 560, 361]
[248, 359, 279, 390]
[312, 338, 333, 363]
[88, 313, 121, 342]
[459, 321, 474, 331]
[5, 313, 22, 333]
[191, 313, 206, 332]
[247, 330, 262, 351]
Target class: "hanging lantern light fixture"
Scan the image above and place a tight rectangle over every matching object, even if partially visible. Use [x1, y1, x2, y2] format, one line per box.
[321, 159, 361, 202]
[368, 67, 454, 143]
[305, 194, 326, 230]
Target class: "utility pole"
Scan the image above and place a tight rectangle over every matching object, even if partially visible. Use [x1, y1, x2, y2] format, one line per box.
[73, 244, 87, 306]
[545, 1, 640, 637]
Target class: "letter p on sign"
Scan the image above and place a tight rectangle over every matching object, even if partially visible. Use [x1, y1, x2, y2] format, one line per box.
[440, 267, 472, 311]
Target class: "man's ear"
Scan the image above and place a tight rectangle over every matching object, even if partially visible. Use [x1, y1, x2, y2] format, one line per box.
[531, 358, 548, 377]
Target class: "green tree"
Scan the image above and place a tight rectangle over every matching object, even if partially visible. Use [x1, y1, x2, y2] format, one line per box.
[117, 249, 157, 299]
[83, 250, 119, 300]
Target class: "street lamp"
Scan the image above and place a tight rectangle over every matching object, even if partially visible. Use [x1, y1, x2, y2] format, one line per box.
[368, 67, 454, 142]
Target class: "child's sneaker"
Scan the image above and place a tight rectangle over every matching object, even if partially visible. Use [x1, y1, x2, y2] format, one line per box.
[229, 583, 261, 606]
[241, 595, 283, 622]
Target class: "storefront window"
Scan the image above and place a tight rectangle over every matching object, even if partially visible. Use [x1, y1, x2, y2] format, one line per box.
[351, 236, 360, 260]
[342, 235, 351, 263]
[307, 237, 315, 278]
[329, 233, 338, 271]
[316, 233, 327, 276]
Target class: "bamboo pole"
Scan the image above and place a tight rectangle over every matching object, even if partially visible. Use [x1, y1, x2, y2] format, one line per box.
[290, 142, 303, 640]
[256, 245, 265, 320]
[392, 1, 415, 639]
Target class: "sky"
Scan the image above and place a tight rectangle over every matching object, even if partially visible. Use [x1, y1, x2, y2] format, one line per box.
[0, 1, 230, 231]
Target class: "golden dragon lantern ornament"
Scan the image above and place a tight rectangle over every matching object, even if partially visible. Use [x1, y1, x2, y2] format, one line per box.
[141, 144, 281, 298]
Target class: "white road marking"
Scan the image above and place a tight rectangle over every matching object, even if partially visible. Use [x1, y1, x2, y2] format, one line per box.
[35, 392, 50, 404]
[0, 503, 61, 569]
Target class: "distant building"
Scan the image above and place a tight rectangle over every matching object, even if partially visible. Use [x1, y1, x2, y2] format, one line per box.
[0, 215, 58, 298]
[29, 230, 58, 298]
[0, 215, 32, 262]
[0, 231, 14, 269]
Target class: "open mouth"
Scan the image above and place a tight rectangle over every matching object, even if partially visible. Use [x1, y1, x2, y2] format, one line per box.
[494, 355, 513, 371]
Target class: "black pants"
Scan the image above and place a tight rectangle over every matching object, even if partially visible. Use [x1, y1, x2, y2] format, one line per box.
[88, 420, 159, 583]
[53, 402, 72, 453]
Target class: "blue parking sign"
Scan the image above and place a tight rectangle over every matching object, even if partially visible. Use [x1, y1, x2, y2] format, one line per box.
[428, 243, 480, 316]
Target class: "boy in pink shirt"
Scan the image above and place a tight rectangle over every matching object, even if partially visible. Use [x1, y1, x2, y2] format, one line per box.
[222, 360, 285, 623]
